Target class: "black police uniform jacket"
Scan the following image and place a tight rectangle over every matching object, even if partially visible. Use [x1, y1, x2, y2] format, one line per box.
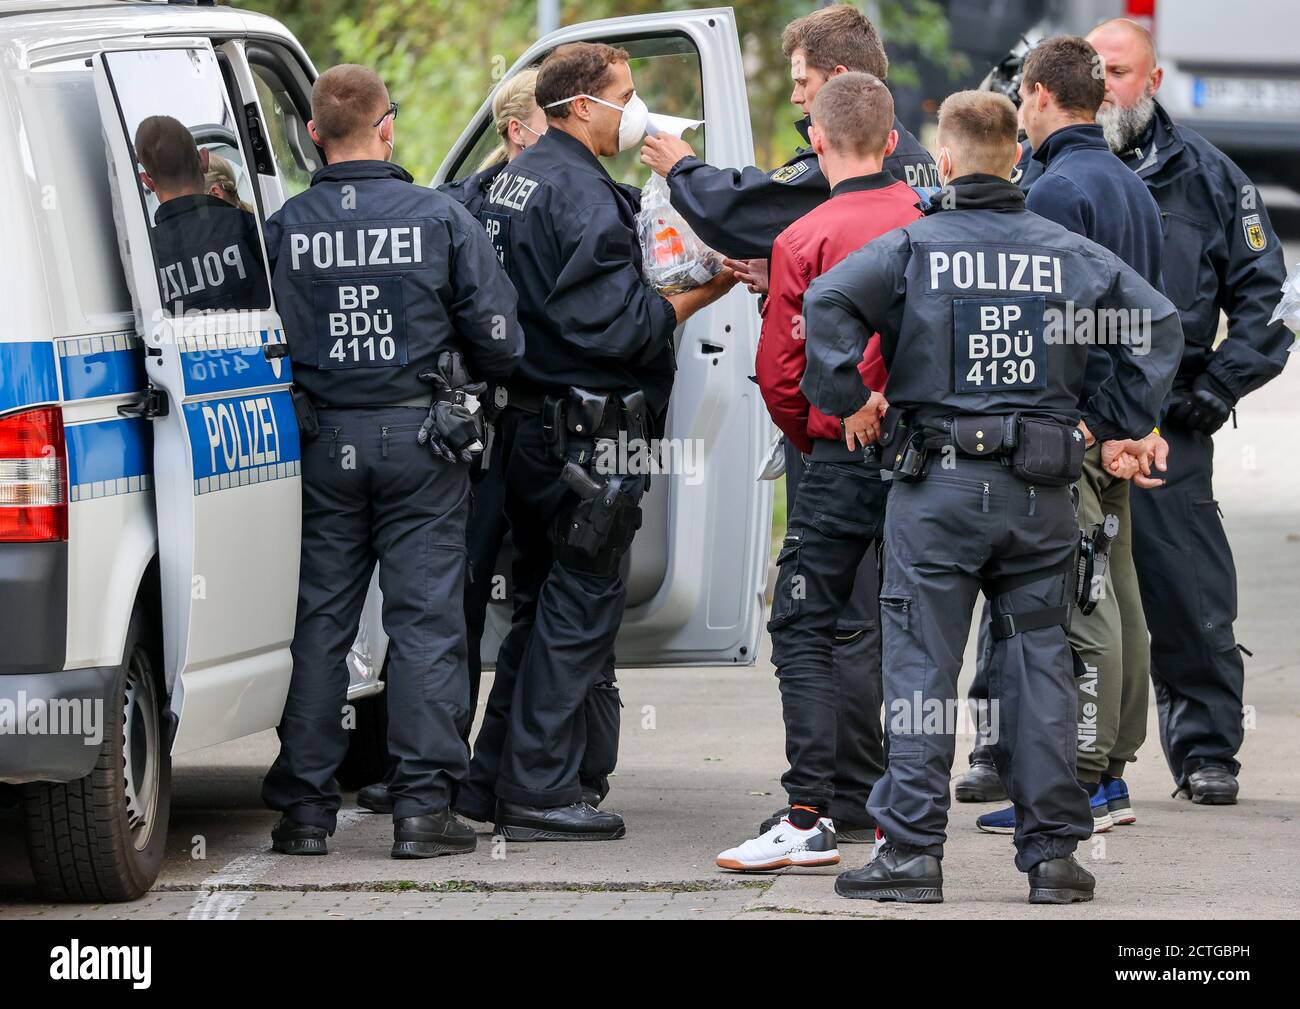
[1118, 102, 1290, 403]
[476, 128, 678, 418]
[1023, 123, 1166, 411]
[800, 175, 1184, 443]
[665, 114, 939, 260]
[263, 160, 523, 407]
[439, 160, 506, 218]
[442, 157, 644, 219]
[152, 193, 270, 315]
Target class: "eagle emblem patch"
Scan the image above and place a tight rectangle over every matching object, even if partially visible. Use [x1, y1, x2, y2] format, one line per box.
[770, 161, 810, 184]
[1242, 213, 1267, 252]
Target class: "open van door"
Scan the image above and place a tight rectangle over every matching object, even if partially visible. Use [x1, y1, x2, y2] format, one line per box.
[436, 8, 773, 666]
[93, 43, 300, 752]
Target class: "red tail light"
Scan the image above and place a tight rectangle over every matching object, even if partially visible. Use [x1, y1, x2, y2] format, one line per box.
[0, 406, 68, 542]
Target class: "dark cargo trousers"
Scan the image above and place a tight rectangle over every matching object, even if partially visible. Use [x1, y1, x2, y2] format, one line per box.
[1130, 423, 1245, 787]
[459, 407, 635, 815]
[463, 433, 620, 803]
[868, 460, 1091, 871]
[263, 407, 472, 830]
[781, 443, 887, 825]
[770, 455, 888, 823]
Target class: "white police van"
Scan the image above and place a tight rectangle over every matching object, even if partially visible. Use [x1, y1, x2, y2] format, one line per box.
[0, 1, 770, 900]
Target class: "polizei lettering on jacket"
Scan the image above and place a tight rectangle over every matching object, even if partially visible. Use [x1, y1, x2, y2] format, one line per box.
[159, 245, 248, 305]
[486, 170, 540, 212]
[927, 249, 1063, 295]
[287, 226, 423, 270]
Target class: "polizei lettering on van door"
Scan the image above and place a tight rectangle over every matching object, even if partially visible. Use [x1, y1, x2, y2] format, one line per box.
[199, 395, 282, 475]
[184, 391, 301, 493]
[288, 226, 423, 270]
[927, 249, 1063, 295]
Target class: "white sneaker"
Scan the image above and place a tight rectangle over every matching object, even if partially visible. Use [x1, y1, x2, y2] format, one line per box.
[716, 817, 840, 872]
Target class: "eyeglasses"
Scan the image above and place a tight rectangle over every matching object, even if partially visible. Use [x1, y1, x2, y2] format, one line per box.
[373, 102, 399, 128]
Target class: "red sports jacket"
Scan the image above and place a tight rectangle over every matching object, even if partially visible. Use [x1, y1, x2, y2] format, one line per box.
[755, 172, 923, 454]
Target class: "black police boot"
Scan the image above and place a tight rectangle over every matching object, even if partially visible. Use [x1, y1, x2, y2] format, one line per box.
[495, 800, 626, 841]
[391, 811, 477, 859]
[581, 786, 603, 809]
[1185, 765, 1239, 805]
[1027, 854, 1095, 904]
[271, 816, 328, 856]
[356, 781, 393, 814]
[954, 760, 1007, 803]
[835, 843, 943, 903]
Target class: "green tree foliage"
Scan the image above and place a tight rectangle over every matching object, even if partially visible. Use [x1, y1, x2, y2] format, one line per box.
[231, 1, 957, 181]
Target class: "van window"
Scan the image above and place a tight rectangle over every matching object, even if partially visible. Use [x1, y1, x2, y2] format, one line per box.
[449, 33, 706, 188]
[11, 57, 134, 334]
[247, 54, 320, 197]
[101, 48, 272, 318]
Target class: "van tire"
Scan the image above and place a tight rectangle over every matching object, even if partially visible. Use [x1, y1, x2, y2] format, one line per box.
[21, 608, 170, 902]
[335, 659, 390, 791]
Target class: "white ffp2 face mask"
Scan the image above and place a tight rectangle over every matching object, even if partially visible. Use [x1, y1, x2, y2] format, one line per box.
[544, 91, 648, 151]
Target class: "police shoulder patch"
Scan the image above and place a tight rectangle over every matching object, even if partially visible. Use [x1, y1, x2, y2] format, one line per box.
[770, 161, 810, 184]
[1242, 213, 1267, 252]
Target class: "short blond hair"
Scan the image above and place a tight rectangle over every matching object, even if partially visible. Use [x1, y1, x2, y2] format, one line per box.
[936, 90, 1019, 175]
[810, 72, 893, 157]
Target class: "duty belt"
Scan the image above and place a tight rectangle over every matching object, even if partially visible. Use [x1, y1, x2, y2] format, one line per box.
[509, 384, 635, 440]
[920, 414, 1019, 460]
[314, 395, 429, 410]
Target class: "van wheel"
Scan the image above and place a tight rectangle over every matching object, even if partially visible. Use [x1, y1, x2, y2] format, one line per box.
[21, 609, 170, 902]
[335, 659, 390, 791]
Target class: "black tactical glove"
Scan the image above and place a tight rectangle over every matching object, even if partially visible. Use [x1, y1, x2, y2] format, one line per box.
[417, 351, 488, 464]
[1165, 372, 1234, 435]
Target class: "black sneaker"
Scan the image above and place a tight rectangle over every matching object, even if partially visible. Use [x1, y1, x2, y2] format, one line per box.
[270, 816, 328, 856]
[356, 781, 393, 814]
[1186, 765, 1239, 805]
[835, 843, 943, 903]
[954, 761, 1006, 803]
[391, 811, 477, 859]
[495, 800, 626, 841]
[1027, 854, 1095, 904]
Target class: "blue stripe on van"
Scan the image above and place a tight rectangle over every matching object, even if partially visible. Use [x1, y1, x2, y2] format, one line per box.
[185, 388, 301, 496]
[59, 344, 147, 401]
[180, 331, 293, 397]
[0, 342, 60, 414]
[64, 417, 152, 502]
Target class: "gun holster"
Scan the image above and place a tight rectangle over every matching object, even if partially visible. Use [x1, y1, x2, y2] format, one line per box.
[1074, 513, 1120, 614]
[880, 410, 927, 480]
[550, 389, 647, 576]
